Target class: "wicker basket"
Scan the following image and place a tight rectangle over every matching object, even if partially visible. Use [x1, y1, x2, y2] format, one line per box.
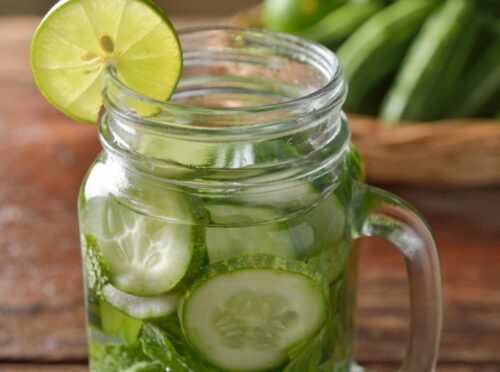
[227, 6, 500, 187]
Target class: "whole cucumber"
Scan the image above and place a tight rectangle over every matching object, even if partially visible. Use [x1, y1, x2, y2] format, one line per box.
[427, 8, 481, 120]
[337, 0, 437, 114]
[453, 43, 500, 118]
[381, 0, 477, 123]
[295, 1, 383, 50]
[263, 0, 345, 33]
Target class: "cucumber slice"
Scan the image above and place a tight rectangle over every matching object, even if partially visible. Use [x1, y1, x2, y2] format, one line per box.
[289, 194, 346, 258]
[85, 197, 194, 296]
[206, 206, 296, 263]
[241, 182, 320, 212]
[82, 158, 201, 224]
[139, 135, 234, 168]
[85, 234, 185, 320]
[181, 256, 328, 371]
[205, 182, 321, 226]
[206, 204, 282, 225]
[308, 240, 350, 284]
[288, 194, 349, 283]
[102, 284, 180, 320]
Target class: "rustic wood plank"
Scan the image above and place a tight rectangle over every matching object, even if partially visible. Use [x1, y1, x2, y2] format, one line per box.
[2, 362, 499, 372]
[362, 362, 500, 372]
[1, 16, 499, 366]
[0, 16, 92, 362]
[1, 364, 88, 372]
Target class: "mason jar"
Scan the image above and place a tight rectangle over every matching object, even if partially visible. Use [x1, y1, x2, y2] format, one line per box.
[78, 27, 442, 372]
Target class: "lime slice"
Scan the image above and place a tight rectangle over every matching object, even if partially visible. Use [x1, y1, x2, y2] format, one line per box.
[31, 0, 182, 124]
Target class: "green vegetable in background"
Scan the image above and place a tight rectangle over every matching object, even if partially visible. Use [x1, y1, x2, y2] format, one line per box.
[381, 0, 477, 123]
[260, 0, 499, 123]
[337, 0, 436, 115]
[263, 0, 344, 33]
[453, 42, 500, 118]
[296, 1, 383, 49]
[452, 16, 500, 119]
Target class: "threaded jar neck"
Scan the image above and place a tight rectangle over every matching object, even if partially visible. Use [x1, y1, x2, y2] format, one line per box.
[100, 27, 350, 189]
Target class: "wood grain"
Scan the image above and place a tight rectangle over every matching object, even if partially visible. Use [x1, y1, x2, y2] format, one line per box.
[0, 16, 499, 370]
[1, 365, 88, 372]
[2, 363, 500, 372]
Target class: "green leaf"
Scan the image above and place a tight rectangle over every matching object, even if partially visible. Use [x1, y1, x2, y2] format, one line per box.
[140, 322, 193, 371]
[89, 341, 162, 372]
[140, 321, 219, 371]
[285, 336, 322, 372]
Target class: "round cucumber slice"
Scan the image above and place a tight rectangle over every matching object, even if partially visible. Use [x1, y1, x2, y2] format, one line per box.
[102, 284, 180, 320]
[139, 135, 235, 168]
[206, 206, 297, 263]
[86, 197, 194, 296]
[241, 182, 320, 213]
[31, 0, 182, 124]
[181, 256, 328, 371]
[289, 194, 346, 258]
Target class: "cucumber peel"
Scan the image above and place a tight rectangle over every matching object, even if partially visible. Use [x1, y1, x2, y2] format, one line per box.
[381, 0, 476, 122]
[338, 0, 436, 113]
[297, 1, 383, 49]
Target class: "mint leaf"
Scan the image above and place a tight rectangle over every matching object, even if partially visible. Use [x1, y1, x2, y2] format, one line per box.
[89, 341, 162, 372]
[140, 321, 219, 372]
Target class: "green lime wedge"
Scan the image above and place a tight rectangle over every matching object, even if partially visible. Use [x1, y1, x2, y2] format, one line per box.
[31, 0, 182, 124]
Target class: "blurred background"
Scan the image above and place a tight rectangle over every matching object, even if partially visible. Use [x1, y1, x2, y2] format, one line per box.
[0, 0, 259, 16]
[0, 1, 499, 371]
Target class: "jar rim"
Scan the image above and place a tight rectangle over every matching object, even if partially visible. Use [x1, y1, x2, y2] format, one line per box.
[105, 26, 346, 127]
[100, 26, 350, 189]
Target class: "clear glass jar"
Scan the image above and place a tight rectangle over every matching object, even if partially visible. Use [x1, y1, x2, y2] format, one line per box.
[78, 27, 442, 372]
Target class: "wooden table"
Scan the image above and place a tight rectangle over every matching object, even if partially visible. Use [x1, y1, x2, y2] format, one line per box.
[1, 17, 499, 372]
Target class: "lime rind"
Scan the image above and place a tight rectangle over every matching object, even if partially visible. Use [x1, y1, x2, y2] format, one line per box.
[31, 0, 182, 124]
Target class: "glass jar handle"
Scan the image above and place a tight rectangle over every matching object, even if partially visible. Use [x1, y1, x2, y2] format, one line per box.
[352, 182, 443, 372]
